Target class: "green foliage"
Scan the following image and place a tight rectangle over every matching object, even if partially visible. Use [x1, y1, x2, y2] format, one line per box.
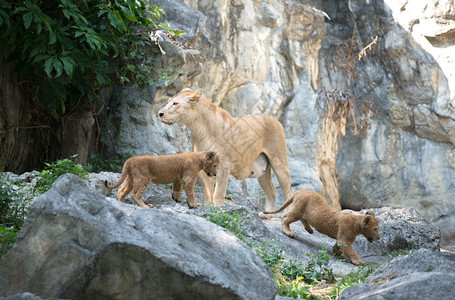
[0, 0, 178, 116]
[36, 154, 88, 193]
[304, 247, 335, 283]
[329, 264, 377, 298]
[0, 225, 20, 257]
[84, 152, 134, 173]
[0, 175, 35, 256]
[202, 207, 251, 242]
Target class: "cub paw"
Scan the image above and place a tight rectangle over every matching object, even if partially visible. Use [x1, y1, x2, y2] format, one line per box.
[285, 232, 296, 238]
[188, 203, 202, 209]
[351, 259, 365, 266]
[172, 195, 183, 203]
[146, 204, 154, 208]
[259, 212, 273, 219]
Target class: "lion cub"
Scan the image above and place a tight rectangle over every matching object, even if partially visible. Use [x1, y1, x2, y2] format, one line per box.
[105, 151, 218, 209]
[263, 189, 380, 265]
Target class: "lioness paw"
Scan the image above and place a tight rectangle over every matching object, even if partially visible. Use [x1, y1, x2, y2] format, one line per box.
[146, 204, 154, 208]
[188, 203, 202, 208]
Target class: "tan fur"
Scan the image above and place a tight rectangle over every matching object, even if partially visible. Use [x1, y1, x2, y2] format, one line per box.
[105, 151, 218, 208]
[264, 189, 380, 265]
[158, 88, 293, 211]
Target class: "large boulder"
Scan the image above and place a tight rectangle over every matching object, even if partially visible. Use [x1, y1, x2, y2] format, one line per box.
[0, 174, 277, 300]
[339, 249, 455, 299]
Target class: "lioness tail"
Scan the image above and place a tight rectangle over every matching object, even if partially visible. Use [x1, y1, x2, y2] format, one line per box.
[263, 193, 295, 214]
[104, 160, 129, 189]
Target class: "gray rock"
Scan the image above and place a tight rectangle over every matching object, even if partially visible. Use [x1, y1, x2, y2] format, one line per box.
[3, 293, 56, 300]
[365, 248, 455, 284]
[340, 272, 455, 300]
[0, 174, 278, 300]
[339, 249, 455, 299]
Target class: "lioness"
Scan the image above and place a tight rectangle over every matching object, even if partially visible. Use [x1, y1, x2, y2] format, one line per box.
[158, 88, 293, 213]
[263, 189, 380, 265]
[105, 151, 218, 208]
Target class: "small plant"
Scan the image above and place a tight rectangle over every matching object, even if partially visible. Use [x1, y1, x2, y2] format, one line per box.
[0, 175, 36, 256]
[329, 264, 377, 299]
[202, 207, 251, 241]
[303, 246, 335, 283]
[0, 226, 20, 257]
[85, 151, 135, 173]
[36, 154, 88, 193]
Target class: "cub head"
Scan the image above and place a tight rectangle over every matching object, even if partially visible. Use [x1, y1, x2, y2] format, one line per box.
[362, 211, 380, 243]
[202, 151, 219, 177]
[158, 88, 202, 128]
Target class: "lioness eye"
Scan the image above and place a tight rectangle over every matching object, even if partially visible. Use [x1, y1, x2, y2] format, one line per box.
[173, 102, 178, 106]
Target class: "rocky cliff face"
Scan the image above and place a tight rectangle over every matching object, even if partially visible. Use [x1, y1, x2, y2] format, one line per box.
[100, 0, 455, 246]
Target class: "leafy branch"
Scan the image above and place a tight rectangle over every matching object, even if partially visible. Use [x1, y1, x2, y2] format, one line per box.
[0, 0, 181, 116]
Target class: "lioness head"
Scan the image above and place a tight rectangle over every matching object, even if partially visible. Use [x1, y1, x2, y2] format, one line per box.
[158, 88, 202, 128]
[203, 151, 219, 177]
[362, 211, 380, 243]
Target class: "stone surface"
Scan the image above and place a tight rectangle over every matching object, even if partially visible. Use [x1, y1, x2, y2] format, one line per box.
[99, 0, 455, 248]
[339, 249, 455, 299]
[0, 174, 278, 300]
[0, 172, 447, 298]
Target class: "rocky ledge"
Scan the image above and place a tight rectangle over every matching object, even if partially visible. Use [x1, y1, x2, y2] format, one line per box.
[0, 173, 452, 299]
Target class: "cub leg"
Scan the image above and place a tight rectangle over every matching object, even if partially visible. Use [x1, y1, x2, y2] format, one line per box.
[300, 219, 314, 234]
[172, 181, 183, 203]
[280, 213, 299, 238]
[131, 185, 153, 208]
[117, 177, 132, 202]
[183, 176, 201, 208]
[334, 240, 364, 265]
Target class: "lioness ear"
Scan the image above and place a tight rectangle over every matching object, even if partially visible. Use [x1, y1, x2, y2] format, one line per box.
[366, 210, 375, 217]
[189, 89, 203, 103]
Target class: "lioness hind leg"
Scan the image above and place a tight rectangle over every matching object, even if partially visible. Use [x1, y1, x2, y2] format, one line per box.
[258, 165, 276, 212]
[300, 219, 314, 234]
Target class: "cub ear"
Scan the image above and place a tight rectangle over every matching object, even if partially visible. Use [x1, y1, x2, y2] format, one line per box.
[206, 151, 217, 162]
[366, 210, 375, 216]
[363, 215, 373, 227]
[189, 89, 203, 103]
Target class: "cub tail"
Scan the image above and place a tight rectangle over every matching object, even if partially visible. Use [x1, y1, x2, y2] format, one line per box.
[263, 193, 295, 214]
[104, 160, 129, 189]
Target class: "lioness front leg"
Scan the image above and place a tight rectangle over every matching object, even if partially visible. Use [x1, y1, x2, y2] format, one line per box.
[172, 181, 183, 203]
[198, 171, 214, 204]
[183, 177, 201, 208]
[213, 168, 230, 206]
